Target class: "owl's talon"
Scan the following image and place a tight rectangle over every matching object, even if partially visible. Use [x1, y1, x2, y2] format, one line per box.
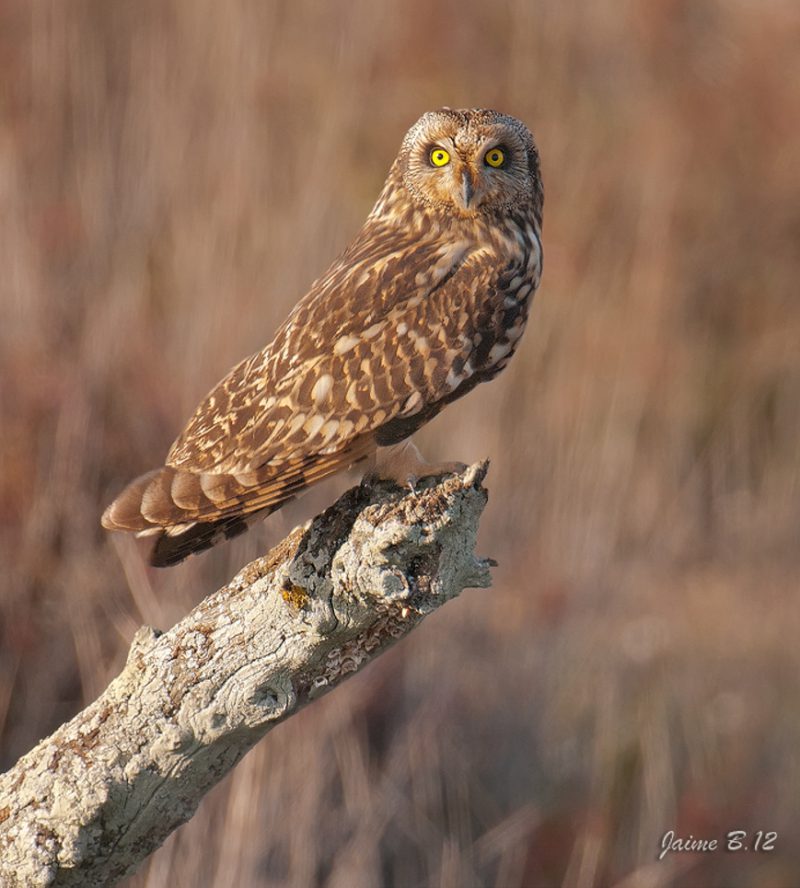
[439, 461, 468, 475]
[360, 470, 379, 488]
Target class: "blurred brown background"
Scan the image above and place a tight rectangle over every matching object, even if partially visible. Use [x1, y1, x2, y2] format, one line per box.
[1, 1, 799, 886]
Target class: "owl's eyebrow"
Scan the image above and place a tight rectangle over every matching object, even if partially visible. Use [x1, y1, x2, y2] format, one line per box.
[479, 135, 510, 150]
[424, 136, 455, 151]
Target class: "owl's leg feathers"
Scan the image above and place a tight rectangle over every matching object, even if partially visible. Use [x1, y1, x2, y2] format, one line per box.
[367, 439, 466, 490]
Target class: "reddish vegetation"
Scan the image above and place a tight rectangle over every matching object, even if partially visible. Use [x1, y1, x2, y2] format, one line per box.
[1, 1, 799, 885]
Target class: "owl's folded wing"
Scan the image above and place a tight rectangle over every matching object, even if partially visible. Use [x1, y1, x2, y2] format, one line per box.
[101, 237, 496, 551]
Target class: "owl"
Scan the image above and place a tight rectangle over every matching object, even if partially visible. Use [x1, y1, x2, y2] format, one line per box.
[102, 108, 544, 566]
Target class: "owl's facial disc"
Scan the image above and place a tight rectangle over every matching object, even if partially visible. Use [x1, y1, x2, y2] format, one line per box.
[401, 110, 537, 217]
[423, 141, 512, 213]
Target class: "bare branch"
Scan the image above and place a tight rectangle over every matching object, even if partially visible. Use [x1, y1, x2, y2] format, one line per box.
[0, 464, 492, 887]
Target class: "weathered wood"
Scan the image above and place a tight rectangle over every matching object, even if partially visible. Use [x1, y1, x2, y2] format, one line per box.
[0, 464, 492, 887]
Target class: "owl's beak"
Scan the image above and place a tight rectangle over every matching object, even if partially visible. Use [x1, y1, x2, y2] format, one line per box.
[459, 169, 476, 210]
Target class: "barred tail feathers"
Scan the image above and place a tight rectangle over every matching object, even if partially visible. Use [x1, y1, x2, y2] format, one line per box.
[100, 464, 286, 566]
[101, 436, 376, 566]
[148, 511, 266, 567]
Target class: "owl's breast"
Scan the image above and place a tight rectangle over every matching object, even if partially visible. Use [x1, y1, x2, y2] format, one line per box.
[467, 218, 542, 380]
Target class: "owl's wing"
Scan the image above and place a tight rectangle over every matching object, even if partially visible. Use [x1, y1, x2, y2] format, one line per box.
[102, 225, 500, 561]
[166, 225, 475, 474]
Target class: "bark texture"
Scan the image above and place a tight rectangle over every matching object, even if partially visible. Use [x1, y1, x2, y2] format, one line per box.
[0, 464, 492, 887]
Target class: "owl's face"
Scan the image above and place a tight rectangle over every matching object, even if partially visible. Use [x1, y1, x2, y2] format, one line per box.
[398, 108, 541, 219]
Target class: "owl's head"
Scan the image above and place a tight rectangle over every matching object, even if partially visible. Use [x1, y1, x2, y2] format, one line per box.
[396, 108, 542, 220]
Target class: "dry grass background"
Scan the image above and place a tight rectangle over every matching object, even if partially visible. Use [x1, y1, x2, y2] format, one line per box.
[2, 1, 799, 886]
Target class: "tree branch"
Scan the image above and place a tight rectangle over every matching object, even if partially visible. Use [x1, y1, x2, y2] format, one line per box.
[0, 464, 492, 887]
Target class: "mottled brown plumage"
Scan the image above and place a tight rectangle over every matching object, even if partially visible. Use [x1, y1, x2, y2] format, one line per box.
[102, 108, 544, 566]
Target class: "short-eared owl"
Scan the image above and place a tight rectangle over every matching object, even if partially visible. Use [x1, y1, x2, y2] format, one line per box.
[102, 108, 543, 566]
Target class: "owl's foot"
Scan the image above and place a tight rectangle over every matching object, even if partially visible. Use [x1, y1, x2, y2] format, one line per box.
[366, 440, 467, 491]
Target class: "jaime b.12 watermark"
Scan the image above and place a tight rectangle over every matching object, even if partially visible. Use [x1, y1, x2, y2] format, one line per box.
[659, 829, 777, 860]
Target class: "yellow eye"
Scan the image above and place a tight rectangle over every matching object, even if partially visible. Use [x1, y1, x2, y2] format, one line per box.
[429, 147, 450, 167]
[485, 147, 506, 168]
